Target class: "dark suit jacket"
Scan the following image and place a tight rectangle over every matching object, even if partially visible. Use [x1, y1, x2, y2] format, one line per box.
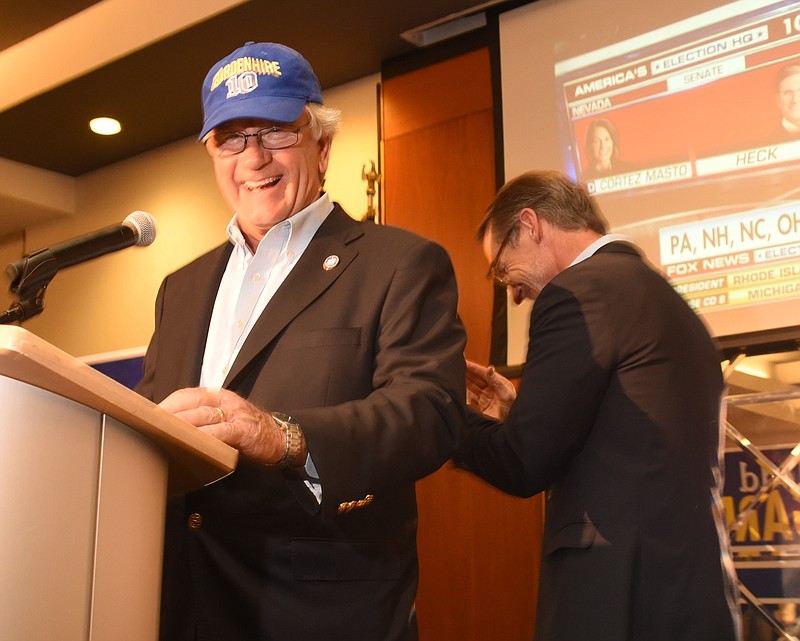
[458, 242, 741, 641]
[137, 204, 466, 641]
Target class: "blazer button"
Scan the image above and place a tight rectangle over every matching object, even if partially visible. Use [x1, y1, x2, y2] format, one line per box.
[187, 512, 203, 530]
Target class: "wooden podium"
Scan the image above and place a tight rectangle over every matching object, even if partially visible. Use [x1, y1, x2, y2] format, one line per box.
[0, 326, 238, 641]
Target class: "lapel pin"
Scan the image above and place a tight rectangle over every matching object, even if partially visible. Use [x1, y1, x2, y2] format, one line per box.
[323, 255, 340, 271]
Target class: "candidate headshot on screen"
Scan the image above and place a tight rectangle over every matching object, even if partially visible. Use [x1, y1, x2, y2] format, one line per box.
[582, 117, 632, 179]
[775, 62, 800, 140]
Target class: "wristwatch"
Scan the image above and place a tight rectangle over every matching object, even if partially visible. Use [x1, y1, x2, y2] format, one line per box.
[270, 412, 305, 468]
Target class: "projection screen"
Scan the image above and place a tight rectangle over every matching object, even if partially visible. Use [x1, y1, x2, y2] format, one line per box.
[498, 0, 800, 364]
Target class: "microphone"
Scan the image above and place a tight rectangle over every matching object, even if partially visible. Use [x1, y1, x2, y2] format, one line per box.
[6, 211, 157, 294]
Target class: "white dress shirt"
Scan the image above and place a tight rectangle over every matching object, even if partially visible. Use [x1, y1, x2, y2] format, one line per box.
[200, 193, 333, 388]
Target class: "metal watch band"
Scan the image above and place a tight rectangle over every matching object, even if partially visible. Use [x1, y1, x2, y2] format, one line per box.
[270, 412, 304, 468]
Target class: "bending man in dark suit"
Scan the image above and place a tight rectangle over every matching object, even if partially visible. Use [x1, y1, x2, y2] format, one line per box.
[457, 170, 742, 641]
[136, 42, 466, 641]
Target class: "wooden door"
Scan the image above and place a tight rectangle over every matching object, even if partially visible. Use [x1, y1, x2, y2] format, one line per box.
[382, 45, 544, 641]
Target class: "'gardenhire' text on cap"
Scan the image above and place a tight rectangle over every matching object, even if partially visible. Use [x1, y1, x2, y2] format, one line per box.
[199, 42, 323, 140]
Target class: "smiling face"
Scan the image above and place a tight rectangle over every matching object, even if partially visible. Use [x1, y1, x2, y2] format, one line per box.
[483, 213, 558, 305]
[209, 113, 331, 249]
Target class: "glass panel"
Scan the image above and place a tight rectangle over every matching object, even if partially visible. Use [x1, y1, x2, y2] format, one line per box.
[724, 349, 800, 640]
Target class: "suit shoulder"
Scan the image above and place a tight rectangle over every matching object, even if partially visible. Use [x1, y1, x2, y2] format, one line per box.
[359, 220, 426, 241]
[358, 221, 449, 256]
[325, 204, 447, 255]
[553, 245, 674, 304]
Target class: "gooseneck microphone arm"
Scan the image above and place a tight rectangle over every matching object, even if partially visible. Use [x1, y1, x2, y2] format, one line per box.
[1, 211, 157, 324]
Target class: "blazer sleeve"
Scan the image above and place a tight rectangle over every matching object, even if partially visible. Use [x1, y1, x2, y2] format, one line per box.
[134, 277, 166, 402]
[290, 238, 467, 517]
[457, 277, 612, 497]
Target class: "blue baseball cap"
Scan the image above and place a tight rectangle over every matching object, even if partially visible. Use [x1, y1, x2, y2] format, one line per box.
[199, 42, 323, 140]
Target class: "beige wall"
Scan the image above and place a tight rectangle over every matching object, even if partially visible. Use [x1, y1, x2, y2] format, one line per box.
[10, 73, 379, 359]
[0, 231, 24, 312]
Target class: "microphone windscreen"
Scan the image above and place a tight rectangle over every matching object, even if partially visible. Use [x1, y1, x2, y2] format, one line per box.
[123, 211, 157, 246]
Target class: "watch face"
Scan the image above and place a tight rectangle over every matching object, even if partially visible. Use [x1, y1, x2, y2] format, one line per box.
[271, 412, 293, 425]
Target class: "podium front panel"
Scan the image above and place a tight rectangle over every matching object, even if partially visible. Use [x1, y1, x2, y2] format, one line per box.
[0, 376, 101, 640]
[90, 415, 167, 641]
[0, 375, 169, 641]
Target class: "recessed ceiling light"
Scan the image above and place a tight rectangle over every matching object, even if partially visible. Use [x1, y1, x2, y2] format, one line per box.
[89, 117, 121, 136]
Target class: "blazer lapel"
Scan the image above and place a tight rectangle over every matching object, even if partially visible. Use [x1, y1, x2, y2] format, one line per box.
[223, 206, 362, 388]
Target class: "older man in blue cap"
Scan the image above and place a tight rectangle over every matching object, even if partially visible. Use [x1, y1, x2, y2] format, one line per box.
[136, 42, 466, 641]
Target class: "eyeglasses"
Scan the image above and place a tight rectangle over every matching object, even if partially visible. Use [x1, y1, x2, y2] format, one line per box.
[205, 122, 312, 156]
[487, 225, 517, 287]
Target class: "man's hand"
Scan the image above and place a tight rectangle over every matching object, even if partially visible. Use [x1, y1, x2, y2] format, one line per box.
[466, 360, 516, 421]
[159, 387, 288, 464]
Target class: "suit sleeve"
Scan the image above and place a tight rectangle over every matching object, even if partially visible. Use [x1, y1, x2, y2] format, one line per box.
[290, 239, 467, 517]
[134, 277, 167, 402]
[457, 280, 612, 497]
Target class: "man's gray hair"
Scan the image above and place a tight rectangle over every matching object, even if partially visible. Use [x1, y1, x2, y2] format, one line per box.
[307, 103, 342, 141]
[478, 170, 608, 246]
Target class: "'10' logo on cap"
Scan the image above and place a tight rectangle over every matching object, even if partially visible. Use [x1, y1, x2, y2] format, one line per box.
[210, 56, 283, 92]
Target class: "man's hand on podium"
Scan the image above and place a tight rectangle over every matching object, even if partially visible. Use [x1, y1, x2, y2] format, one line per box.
[159, 387, 296, 466]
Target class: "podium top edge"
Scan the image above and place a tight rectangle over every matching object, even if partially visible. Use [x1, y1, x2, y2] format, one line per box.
[0, 326, 237, 494]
